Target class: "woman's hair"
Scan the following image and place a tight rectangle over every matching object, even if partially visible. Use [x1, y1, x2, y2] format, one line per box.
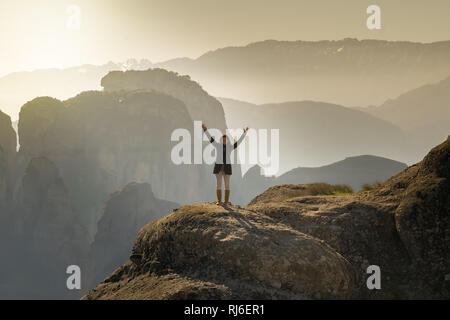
[221, 134, 232, 143]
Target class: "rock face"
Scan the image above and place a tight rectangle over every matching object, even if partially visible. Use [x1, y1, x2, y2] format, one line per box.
[85, 139, 449, 300]
[389, 138, 449, 296]
[0, 147, 7, 208]
[8, 157, 88, 299]
[83, 203, 354, 300]
[0, 110, 16, 210]
[249, 185, 411, 298]
[250, 139, 450, 298]
[16, 90, 207, 237]
[18, 97, 64, 160]
[88, 182, 178, 288]
[0, 109, 17, 167]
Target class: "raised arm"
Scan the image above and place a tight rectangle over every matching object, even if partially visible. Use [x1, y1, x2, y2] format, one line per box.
[202, 123, 218, 146]
[233, 127, 249, 149]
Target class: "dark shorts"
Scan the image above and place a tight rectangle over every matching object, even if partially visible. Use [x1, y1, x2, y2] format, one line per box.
[213, 163, 232, 175]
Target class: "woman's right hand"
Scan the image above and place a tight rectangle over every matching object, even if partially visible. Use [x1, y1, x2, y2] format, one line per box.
[202, 123, 207, 131]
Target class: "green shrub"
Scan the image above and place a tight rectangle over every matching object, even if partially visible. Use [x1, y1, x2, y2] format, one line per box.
[361, 181, 384, 191]
[306, 183, 354, 195]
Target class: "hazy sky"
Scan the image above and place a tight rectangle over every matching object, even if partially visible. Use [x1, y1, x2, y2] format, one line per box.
[1, 0, 449, 77]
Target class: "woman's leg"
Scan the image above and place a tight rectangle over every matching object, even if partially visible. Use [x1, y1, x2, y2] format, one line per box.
[224, 174, 231, 205]
[215, 172, 223, 204]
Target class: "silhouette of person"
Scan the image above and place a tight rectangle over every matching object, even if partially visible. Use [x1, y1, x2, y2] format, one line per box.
[202, 123, 248, 206]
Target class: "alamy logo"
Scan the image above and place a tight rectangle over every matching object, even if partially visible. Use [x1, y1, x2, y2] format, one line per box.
[66, 4, 81, 31]
[66, 265, 81, 290]
[171, 121, 280, 175]
[366, 265, 381, 290]
[367, 5, 381, 30]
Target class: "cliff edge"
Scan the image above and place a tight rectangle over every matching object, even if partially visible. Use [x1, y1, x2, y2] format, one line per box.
[83, 140, 449, 299]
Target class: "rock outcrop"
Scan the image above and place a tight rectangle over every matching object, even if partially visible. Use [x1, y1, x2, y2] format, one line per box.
[16, 90, 208, 237]
[101, 68, 227, 132]
[0, 147, 7, 209]
[18, 97, 64, 160]
[88, 182, 178, 289]
[0, 109, 17, 167]
[8, 157, 88, 298]
[0, 110, 16, 208]
[83, 203, 354, 300]
[85, 139, 449, 300]
[250, 139, 450, 298]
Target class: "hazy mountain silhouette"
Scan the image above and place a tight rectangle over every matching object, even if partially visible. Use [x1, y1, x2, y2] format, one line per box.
[0, 59, 152, 119]
[16, 91, 203, 238]
[157, 39, 450, 106]
[362, 76, 450, 161]
[87, 182, 178, 291]
[2, 39, 449, 119]
[219, 98, 410, 174]
[241, 155, 407, 203]
[276, 155, 407, 189]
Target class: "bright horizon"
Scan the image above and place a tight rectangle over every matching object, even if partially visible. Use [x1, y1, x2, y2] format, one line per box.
[1, 0, 449, 77]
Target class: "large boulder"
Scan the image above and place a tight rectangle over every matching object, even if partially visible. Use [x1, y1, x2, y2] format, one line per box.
[388, 139, 449, 296]
[83, 203, 354, 300]
[249, 139, 450, 298]
[249, 185, 411, 298]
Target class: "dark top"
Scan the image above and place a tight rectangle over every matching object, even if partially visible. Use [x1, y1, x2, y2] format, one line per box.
[204, 130, 247, 175]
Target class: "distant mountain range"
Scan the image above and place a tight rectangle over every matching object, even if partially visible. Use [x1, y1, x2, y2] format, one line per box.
[219, 98, 410, 174]
[0, 59, 151, 119]
[220, 72, 450, 170]
[361, 76, 450, 159]
[157, 39, 450, 106]
[241, 155, 407, 203]
[276, 155, 407, 188]
[1, 39, 449, 119]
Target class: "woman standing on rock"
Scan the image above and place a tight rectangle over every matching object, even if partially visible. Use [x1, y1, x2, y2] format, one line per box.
[202, 123, 248, 206]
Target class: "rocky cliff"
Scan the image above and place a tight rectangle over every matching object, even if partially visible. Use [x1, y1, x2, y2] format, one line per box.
[88, 182, 178, 289]
[0, 110, 16, 208]
[84, 203, 354, 300]
[0, 109, 16, 167]
[84, 139, 449, 299]
[101, 68, 227, 132]
[6, 157, 88, 298]
[16, 90, 207, 237]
